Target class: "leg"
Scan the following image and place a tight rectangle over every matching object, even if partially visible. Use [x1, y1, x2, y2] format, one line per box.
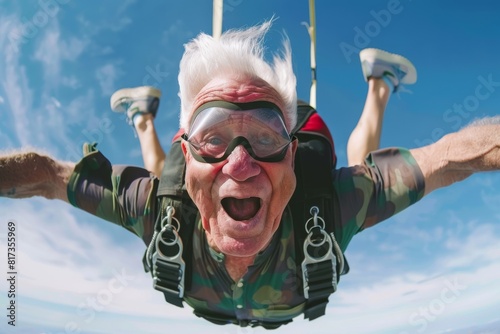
[347, 48, 417, 166]
[133, 114, 166, 177]
[110, 86, 166, 177]
[347, 78, 391, 166]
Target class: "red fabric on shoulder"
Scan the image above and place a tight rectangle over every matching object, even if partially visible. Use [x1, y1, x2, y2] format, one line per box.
[299, 112, 336, 165]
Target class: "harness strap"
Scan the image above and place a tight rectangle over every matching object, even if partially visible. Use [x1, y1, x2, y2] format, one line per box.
[145, 140, 197, 308]
[291, 102, 343, 321]
[149, 204, 186, 307]
[301, 207, 343, 320]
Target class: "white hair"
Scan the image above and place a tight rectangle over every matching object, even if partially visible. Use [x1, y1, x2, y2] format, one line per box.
[464, 115, 500, 128]
[178, 20, 297, 132]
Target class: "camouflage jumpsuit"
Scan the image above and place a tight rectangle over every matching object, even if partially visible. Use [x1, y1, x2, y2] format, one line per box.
[67, 144, 425, 327]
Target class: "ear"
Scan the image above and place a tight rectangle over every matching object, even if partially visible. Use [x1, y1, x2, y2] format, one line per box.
[181, 140, 189, 159]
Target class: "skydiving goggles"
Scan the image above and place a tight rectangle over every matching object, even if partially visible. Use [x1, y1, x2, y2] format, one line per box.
[182, 101, 295, 163]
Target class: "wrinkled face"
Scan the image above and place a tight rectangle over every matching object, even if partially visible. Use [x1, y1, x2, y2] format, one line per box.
[181, 76, 297, 258]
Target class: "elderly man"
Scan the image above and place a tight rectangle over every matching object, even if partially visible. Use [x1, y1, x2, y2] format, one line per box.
[1, 21, 499, 328]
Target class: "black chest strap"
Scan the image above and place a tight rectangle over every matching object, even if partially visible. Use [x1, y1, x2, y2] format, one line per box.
[143, 140, 197, 308]
[289, 103, 349, 321]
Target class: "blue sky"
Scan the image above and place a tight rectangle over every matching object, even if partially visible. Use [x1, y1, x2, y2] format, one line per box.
[1, 0, 500, 333]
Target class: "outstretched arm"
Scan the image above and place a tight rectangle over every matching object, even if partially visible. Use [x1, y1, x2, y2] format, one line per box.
[0, 150, 74, 202]
[410, 117, 500, 196]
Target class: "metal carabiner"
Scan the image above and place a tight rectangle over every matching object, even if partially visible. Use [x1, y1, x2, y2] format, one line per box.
[152, 206, 186, 298]
[301, 207, 337, 299]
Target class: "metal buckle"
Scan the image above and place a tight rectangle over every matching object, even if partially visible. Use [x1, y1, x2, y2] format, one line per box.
[301, 206, 337, 299]
[152, 207, 186, 298]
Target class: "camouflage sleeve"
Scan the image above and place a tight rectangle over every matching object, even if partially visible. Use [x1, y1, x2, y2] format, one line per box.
[332, 148, 425, 250]
[66, 143, 158, 245]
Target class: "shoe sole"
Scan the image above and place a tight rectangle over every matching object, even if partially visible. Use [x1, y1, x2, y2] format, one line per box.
[110, 86, 162, 112]
[359, 48, 417, 84]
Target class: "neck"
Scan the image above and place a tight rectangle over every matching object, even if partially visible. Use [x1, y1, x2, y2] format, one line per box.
[224, 255, 256, 282]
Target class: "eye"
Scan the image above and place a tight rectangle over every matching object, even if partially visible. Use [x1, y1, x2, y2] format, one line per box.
[199, 135, 228, 156]
[206, 136, 223, 146]
[250, 132, 283, 155]
[256, 133, 276, 146]
[256, 128, 284, 145]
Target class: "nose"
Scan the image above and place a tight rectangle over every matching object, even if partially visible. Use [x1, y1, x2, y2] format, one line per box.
[222, 145, 261, 181]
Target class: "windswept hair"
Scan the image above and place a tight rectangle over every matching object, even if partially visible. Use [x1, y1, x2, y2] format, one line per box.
[464, 115, 500, 128]
[178, 20, 298, 132]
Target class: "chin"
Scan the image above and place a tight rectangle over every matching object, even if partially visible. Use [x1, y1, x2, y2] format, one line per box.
[217, 219, 271, 257]
[218, 237, 268, 258]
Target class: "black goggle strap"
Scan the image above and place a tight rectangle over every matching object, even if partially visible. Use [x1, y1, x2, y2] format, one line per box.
[182, 135, 296, 163]
[190, 100, 286, 121]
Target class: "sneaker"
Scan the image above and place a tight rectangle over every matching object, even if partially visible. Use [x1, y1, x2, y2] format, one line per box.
[110, 86, 161, 125]
[359, 48, 417, 92]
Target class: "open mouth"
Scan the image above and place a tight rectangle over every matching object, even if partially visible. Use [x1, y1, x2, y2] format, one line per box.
[221, 197, 261, 221]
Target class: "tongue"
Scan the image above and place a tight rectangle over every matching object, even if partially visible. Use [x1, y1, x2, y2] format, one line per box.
[222, 197, 260, 221]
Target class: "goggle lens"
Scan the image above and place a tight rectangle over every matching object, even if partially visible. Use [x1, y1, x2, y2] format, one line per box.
[184, 101, 293, 163]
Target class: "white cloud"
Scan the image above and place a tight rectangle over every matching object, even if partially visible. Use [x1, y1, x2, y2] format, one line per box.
[51, 96, 61, 108]
[128, 147, 143, 159]
[64, 89, 96, 123]
[34, 20, 89, 89]
[328, 216, 500, 334]
[0, 16, 35, 148]
[0, 198, 199, 333]
[33, 25, 61, 84]
[440, 223, 500, 270]
[111, 0, 136, 31]
[61, 75, 80, 89]
[101, 45, 114, 55]
[480, 187, 500, 211]
[0, 14, 93, 157]
[96, 63, 123, 96]
[61, 36, 89, 61]
[110, 17, 133, 32]
[161, 19, 184, 45]
[75, 0, 135, 37]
